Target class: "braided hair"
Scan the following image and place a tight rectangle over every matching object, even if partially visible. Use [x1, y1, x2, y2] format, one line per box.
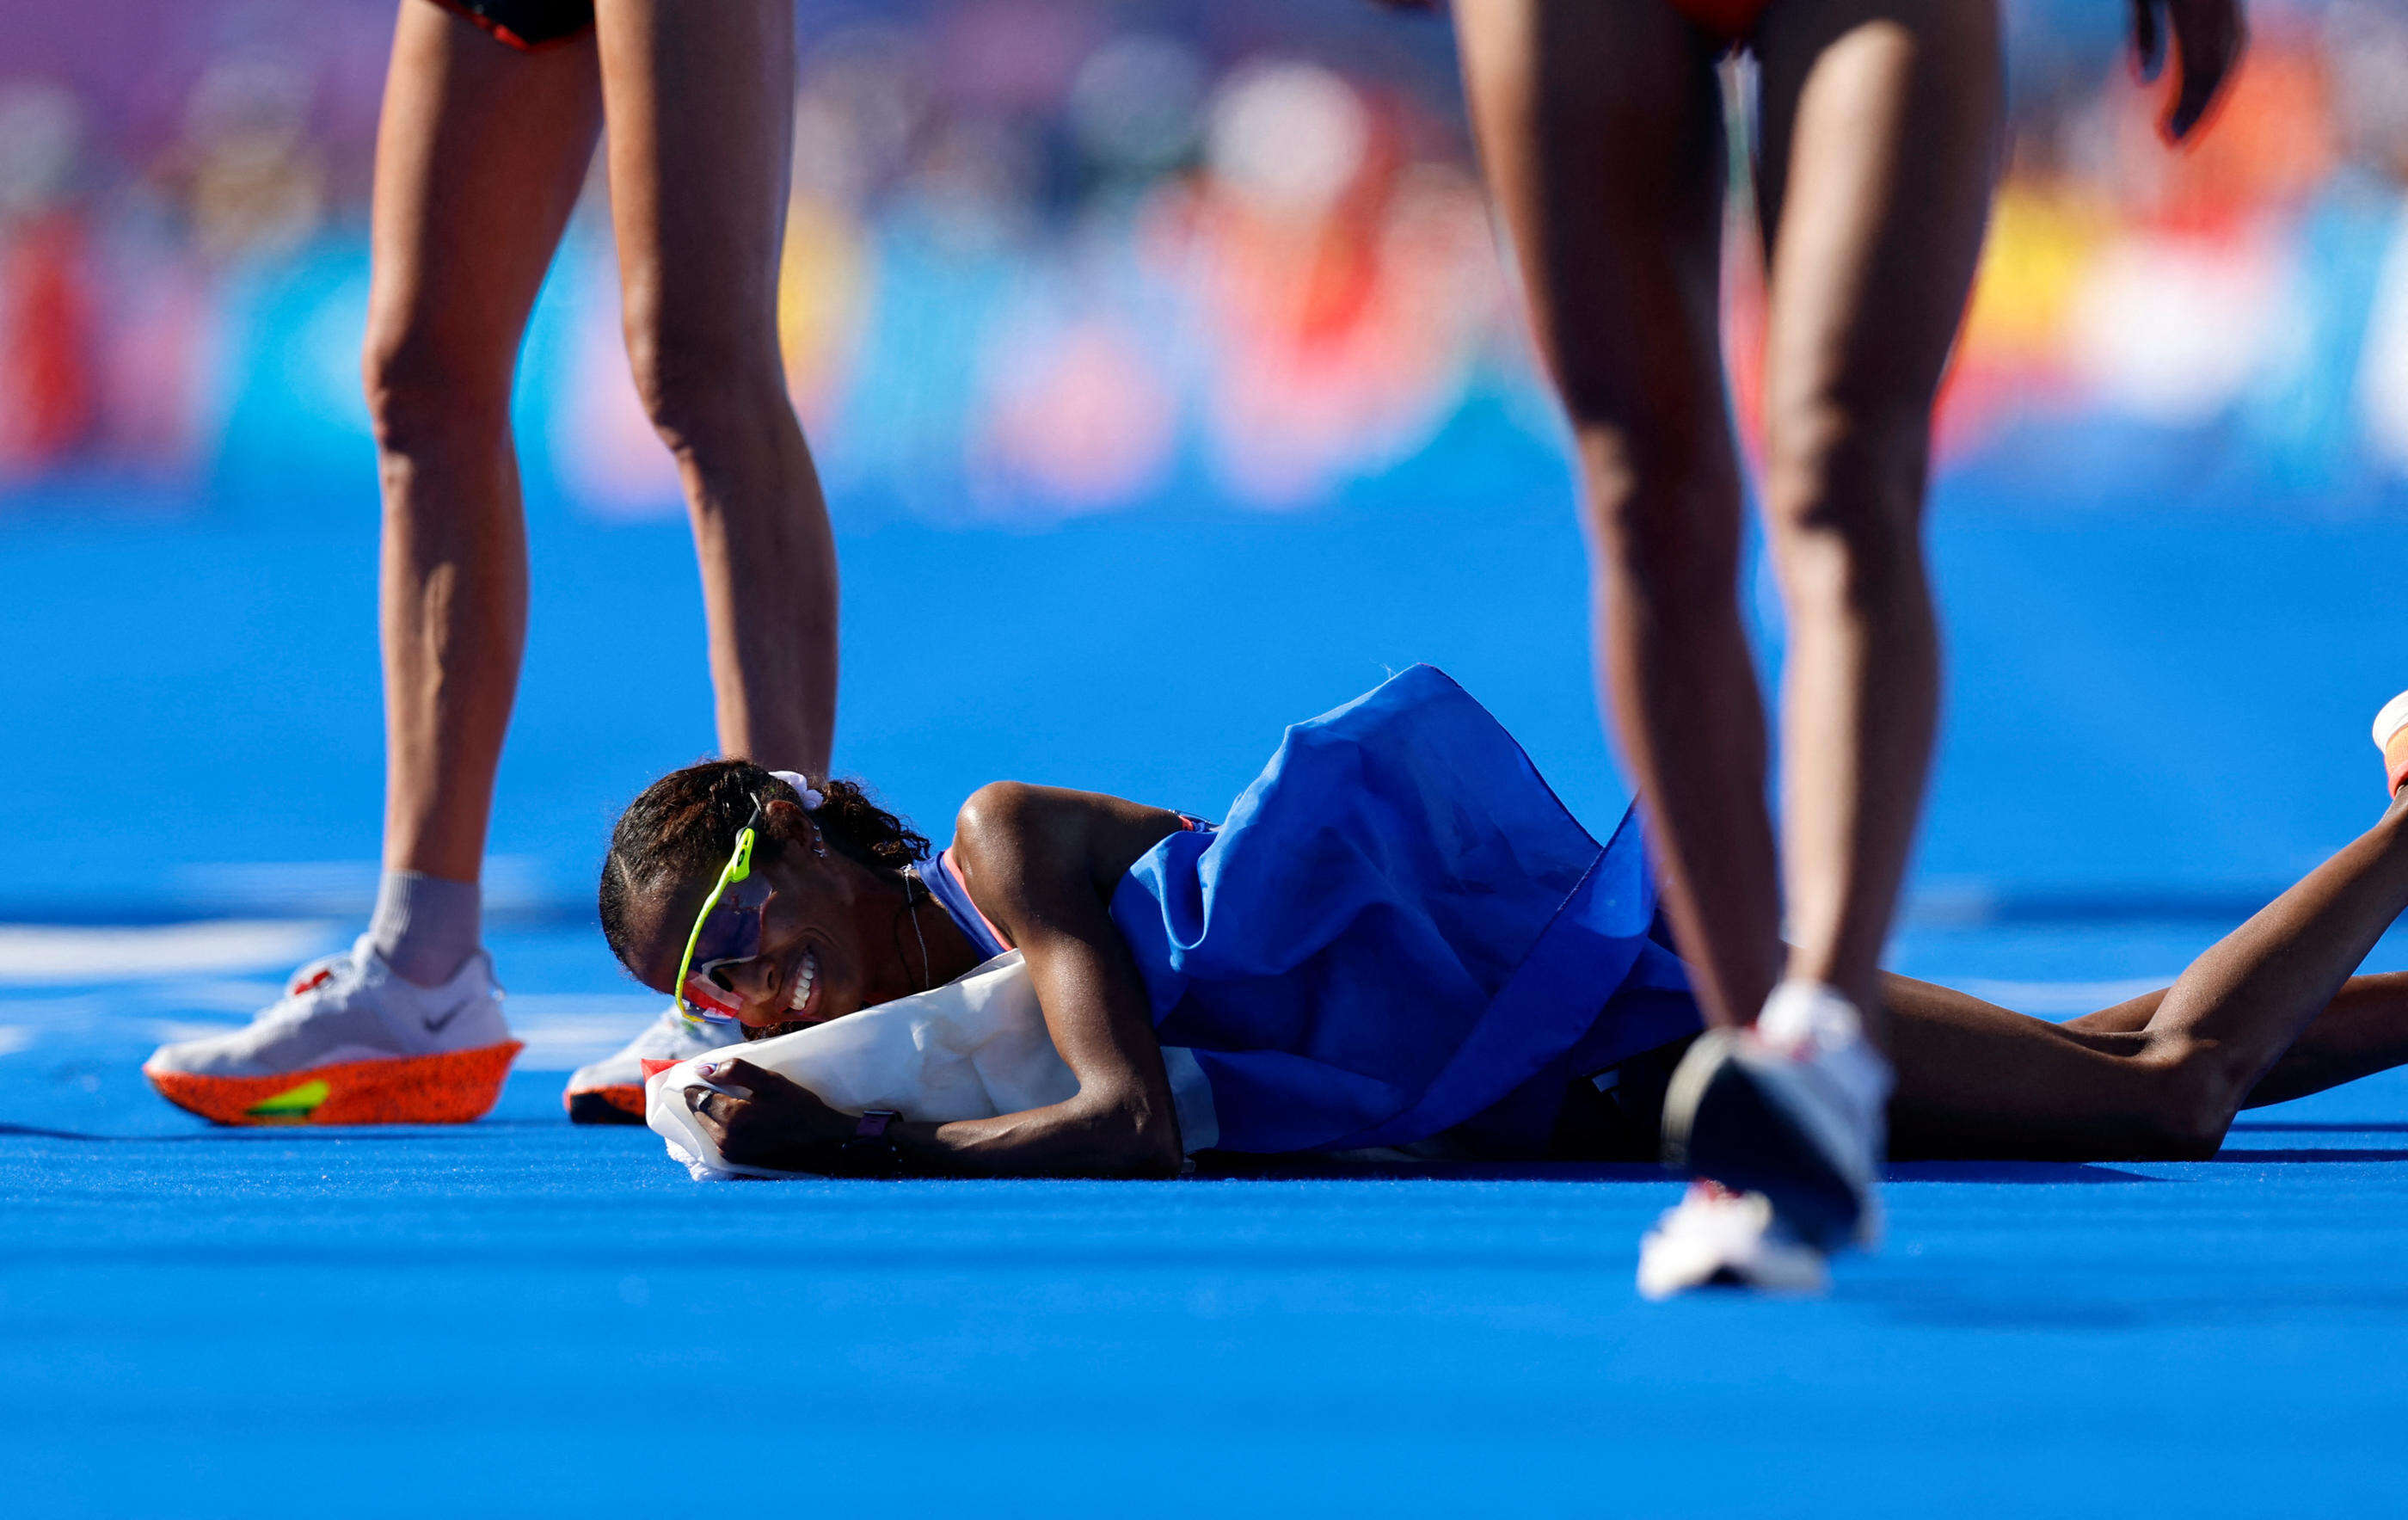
[598, 760, 931, 971]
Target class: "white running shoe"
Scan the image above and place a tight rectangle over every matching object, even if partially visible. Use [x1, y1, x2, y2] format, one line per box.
[2373, 690, 2408, 796]
[563, 1005, 744, 1125]
[143, 935, 518, 1126]
[1637, 1180, 1832, 1298]
[1657, 982, 1892, 1269]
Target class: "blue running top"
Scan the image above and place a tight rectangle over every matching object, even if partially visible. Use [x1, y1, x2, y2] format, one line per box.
[1107, 665, 1702, 1155]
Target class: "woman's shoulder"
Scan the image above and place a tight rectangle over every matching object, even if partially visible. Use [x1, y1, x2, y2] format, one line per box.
[948, 780, 1061, 861]
[952, 783, 1184, 896]
[954, 779, 1046, 835]
[950, 782, 1083, 882]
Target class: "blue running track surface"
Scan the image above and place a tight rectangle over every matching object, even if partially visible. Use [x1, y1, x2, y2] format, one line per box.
[4, 920, 2408, 1517]
[9, 483, 2408, 1512]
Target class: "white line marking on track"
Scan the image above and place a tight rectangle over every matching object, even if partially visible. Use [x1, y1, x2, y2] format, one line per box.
[507, 994, 672, 1071]
[0, 923, 338, 986]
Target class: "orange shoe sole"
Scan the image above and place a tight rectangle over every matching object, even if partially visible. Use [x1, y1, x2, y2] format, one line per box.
[563, 1084, 647, 1125]
[143, 1041, 522, 1126]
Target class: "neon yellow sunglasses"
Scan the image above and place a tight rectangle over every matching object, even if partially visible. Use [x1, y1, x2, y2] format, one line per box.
[673, 800, 773, 1024]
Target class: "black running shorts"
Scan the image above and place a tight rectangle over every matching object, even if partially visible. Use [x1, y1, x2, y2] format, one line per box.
[429, 0, 595, 51]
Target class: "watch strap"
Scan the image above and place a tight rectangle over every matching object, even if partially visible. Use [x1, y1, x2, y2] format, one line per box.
[836, 1109, 905, 1175]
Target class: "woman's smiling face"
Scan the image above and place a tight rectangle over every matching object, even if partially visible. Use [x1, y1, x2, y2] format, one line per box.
[627, 809, 899, 1032]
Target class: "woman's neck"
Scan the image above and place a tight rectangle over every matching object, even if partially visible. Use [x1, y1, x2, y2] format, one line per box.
[866, 865, 985, 1002]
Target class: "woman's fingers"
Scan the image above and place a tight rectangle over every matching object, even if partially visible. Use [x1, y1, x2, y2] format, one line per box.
[689, 1059, 759, 1101]
[2165, 0, 2245, 143]
[684, 1059, 845, 1166]
[2130, 0, 2165, 83]
[686, 1084, 776, 1163]
[714, 1059, 786, 1097]
[685, 1083, 732, 1139]
[2132, 0, 2245, 144]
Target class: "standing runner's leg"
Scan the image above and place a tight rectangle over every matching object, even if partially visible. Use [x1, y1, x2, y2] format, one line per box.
[1748, 0, 2001, 1031]
[370, 2, 602, 908]
[140, 3, 601, 1125]
[593, 0, 838, 775]
[1453, 0, 1783, 1033]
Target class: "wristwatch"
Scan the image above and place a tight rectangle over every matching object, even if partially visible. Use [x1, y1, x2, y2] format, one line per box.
[837, 1109, 904, 1175]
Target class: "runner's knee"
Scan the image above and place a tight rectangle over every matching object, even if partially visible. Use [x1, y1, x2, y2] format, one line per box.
[1573, 420, 1743, 606]
[622, 304, 785, 458]
[361, 318, 513, 458]
[1761, 400, 1930, 612]
[2134, 1038, 2244, 1160]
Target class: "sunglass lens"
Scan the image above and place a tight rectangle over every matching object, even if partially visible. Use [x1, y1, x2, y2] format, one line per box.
[689, 902, 763, 969]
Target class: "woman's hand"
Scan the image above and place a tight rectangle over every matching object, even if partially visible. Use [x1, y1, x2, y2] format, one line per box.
[684, 1059, 856, 1172]
[2131, 0, 2246, 144]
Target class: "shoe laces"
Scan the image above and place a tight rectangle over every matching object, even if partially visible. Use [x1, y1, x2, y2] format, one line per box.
[253, 951, 361, 1031]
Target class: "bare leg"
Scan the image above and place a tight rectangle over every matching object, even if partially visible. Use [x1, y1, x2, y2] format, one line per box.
[1885, 791, 2408, 1158]
[1453, 0, 1783, 1030]
[594, 0, 838, 774]
[365, 4, 602, 883]
[1914, 971, 2408, 1113]
[1752, 0, 2002, 1028]
[2233, 972, 2408, 1107]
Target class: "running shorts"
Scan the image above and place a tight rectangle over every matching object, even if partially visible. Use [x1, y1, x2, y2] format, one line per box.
[429, 0, 595, 51]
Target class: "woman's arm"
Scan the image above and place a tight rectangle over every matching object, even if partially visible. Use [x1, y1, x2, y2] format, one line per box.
[688, 782, 1189, 1178]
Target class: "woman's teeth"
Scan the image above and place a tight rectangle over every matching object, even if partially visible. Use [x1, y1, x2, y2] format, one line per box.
[785, 951, 819, 1014]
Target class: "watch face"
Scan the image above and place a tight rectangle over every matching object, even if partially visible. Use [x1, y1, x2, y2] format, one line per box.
[838, 1111, 903, 1176]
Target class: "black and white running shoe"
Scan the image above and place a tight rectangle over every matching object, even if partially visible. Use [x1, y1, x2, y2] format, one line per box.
[1641, 982, 1891, 1295]
[1636, 1180, 1831, 1298]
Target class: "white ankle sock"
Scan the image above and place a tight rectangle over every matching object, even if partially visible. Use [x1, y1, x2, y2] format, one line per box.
[1758, 981, 1860, 1052]
[368, 870, 482, 988]
[1759, 980, 1894, 1117]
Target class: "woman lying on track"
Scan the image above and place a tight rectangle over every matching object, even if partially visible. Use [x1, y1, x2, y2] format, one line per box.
[599, 670, 2408, 1293]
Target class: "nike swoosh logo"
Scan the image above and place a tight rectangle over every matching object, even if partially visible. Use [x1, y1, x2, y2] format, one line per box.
[423, 999, 474, 1035]
[247, 1079, 329, 1121]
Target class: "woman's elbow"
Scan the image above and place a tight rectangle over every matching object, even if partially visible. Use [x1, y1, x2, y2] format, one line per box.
[1102, 1092, 1186, 1178]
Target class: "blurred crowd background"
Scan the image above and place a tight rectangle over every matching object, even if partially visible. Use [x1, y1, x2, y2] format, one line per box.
[3, 0, 2407, 924]
[5, 0, 2406, 524]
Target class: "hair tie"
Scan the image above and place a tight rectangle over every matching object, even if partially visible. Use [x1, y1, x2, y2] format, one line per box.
[766, 770, 826, 811]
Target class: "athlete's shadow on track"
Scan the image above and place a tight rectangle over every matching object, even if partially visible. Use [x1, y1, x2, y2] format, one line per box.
[1199, 1146, 2408, 1182]
[0, 1133, 2165, 1182]
[1195, 1156, 2165, 1183]
[7, 1126, 2401, 1176]
[2228, 1119, 2408, 1133]
[2207, 1148, 2408, 1162]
